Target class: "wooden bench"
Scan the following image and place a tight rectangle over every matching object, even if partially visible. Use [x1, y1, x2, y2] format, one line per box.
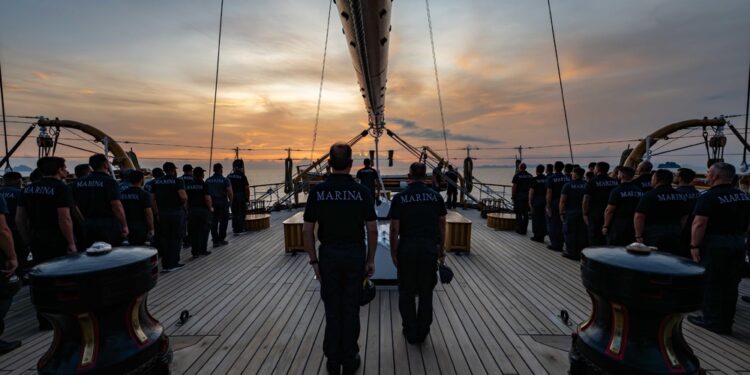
[247, 200, 267, 214]
[487, 212, 516, 231]
[244, 213, 271, 231]
[445, 211, 472, 253]
[282, 212, 306, 253]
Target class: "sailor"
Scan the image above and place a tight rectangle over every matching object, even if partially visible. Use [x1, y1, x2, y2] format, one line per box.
[118, 169, 132, 193]
[511, 163, 533, 235]
[633, 160, 654, 192]
[388, 162, 446, 344]
[0, 172, 27, 275]
[587, 162, 596, 175]
[180, 164, 194, 248]
[15, 157, 76, 331]
[151, 162, 187, 273]
[528, 164, 548, 243]
[559, 167, 587, 259]
[584, 171, 595, 182]
[227, 160, 249, 235]
[143, 167, 164, 193]
[545, 163, 554, 176]
[687, 162, 750, 335]
[545, 161, 569, 251]
[583, 161, 618, 246]
[303, 143, 377, 375]
[72, 154, 128, 248]
[356, 158, 379, 200]
[431, 161, 443, 192]
[563, 163, 574, 179]
[444, 165, 460, 209]
[185, 167, 212, 257]
[676, 168, 701, 257]
[73, 164, 92, 180]
[602, 166, 642, 245]
[206, 163, 232, 247]
[120, 170, 154, 246]
[0, 193, 20, 354]
[634, 169, 689, 254]
[69, 164, 91, 251]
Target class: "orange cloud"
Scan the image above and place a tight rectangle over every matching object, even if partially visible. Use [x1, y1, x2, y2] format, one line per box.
[33, 71, 50, 80]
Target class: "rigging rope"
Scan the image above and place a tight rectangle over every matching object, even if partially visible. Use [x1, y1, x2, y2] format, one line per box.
[546, 0, 574, 164]
[743, 61, 749, 168]
[208, 0, 225, 168]
[310, 0, 333, 161]
[0, 59, 9, 167]
[425, 0, 450, 161]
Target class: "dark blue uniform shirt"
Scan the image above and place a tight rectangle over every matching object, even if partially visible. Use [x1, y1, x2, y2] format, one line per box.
[0, 186, 21, 230]
[120, 186, 151, 224]
[303, 174, 376, 244]
[206, 174, 231, 203]
[388, 181, 447, 243]
[73, 171, 120, 219]
[227, 172, 249, 196]
[676, 185, 701, 213]
[186, 179, 210, 208]
[545, 172, 570, 204]
[152, 175, 185, 210]
[512, 171, 534, 197]
[585, 174, 619, 214]
[356, 167, 379, 192]
[608, 181, 643, 219]
[634, 173, 653, 192]
[530, 174, 547, 200]
[561, 179, 587, 214]
[18, 177, 72, 240]
[636, 185, 689, 226]
[694, 184, 750, 235]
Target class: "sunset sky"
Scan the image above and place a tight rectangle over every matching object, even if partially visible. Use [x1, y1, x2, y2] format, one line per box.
[1, 0, 749, 170]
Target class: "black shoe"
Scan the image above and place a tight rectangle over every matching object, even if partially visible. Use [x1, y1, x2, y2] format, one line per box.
[742, 296, 750, 304]
[530, 237, 545, 243]
[325, 359, 341, 375]
[561, 253, 580, 261]
[213, 242, 221, 248]
[202, 251, 212, 256]
[687, 315, 731, 335]
[547, 245, 561, 252]
[174, 263, 185, 269]
[342, 354, 361, 375]
[0, 340, 21, 354]
[221, 240, 229, 245]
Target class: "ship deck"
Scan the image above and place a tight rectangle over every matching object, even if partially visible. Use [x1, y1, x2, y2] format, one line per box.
[1, 209, 749, 374]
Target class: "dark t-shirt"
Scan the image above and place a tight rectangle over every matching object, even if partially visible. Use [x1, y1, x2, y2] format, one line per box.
[227, 172, 249, 199]
[303, 174, 376, 244]
[186, 179, 210, 208]
[432, 167, 443, 185]
[512, 171, 534, 197]
[356, 167, 379, 191]
[143, 179, 156, 193]
[444, 170, 459, 191]
[0, 186, 21, 230]
[18, 177, 72, 240]
[693, 184, 750, 235]
[206, 174, 231, 204]
[585, 174, 619, 214]
[636, 185, 689, 227]
[545, 173, 570, 203]
[561, 179, 587, 214]
[120, 186, 151, 224]
[531, 174, 547, 200]
[73, 171, 120, 219]
[634, 173, 653, 192]
[388, 182, 447, 243]
[675, 185, 701, 213]
[152, 175, 185, 210]
[608, 182, 643, 219]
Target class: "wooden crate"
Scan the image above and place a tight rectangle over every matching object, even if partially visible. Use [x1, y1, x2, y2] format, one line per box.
[282, 212, 305, 253]
[445, 211, 472, 253]
[487, 212, 516, 231]
[244, 213, 271, 231]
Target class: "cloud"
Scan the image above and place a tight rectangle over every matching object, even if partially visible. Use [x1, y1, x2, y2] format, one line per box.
[387, 117, 501, 144]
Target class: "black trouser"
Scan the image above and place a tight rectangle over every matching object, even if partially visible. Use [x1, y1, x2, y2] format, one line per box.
[158, 209, 184, 268]
[189, 207, 211, 255]
[211, 201, 229, 243]
[513, 194, 529, 235]
[231, 194, 247, 233]
[127, 221, 149, 246]
[644, 223, 682, 255]
[397, 239, 438, 341]
[29, 234, 68, 265]
[587, 211, 606, 246]
[531, 197, 547, 240]
[446, 189, 458, 209]
[11, 229, 29, 276]
[700, 234, 745, 330]
[82, 217, 123, 248]
[547, 203, 563, 250]
[563, 211, 588, 258]
[0, 294, 12, 336]
[181, 207, 189, 246]
[607, 217, 635, 246]
[318, 242, 366, 366]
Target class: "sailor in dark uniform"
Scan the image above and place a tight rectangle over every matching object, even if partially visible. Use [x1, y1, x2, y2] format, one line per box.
[545, 161, 569, 251]
[151, 162, 187, 272]
[303, 143, 377, 375]
[180, 164, 194, 248]
[15, 157, 76, 331]
[143, 168, 164, 194]
[633, 160, 654, 192]
[0, 172, 27, 275]
[545, 164, 554, 176]
[583, 161, 618, 246]
[356, 158, 379, 200]
[431, 162, 444, 192]
[563, 163, 574, 180]
[559, 167, 587, 259]
[120, 170, 154, 246]
[602, 166, 642, 246]
[634, 169, 688, 254]
[118, 169, 132, 193]
[206, 163, 232, 247]
[0, 193, 21, 354]
[72, 154, 128, 248]
[511, 163, 533, 235]
[676, 168, 701, 257]
[528, 164, 548, 242]
[228, 160, 250, 235]
[444, 165, 459, 209]
[185, 167, 213, 257]
[587, 162, 596, 175]
[388, 162, 446, 344]
[687, 162, 750, 335]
